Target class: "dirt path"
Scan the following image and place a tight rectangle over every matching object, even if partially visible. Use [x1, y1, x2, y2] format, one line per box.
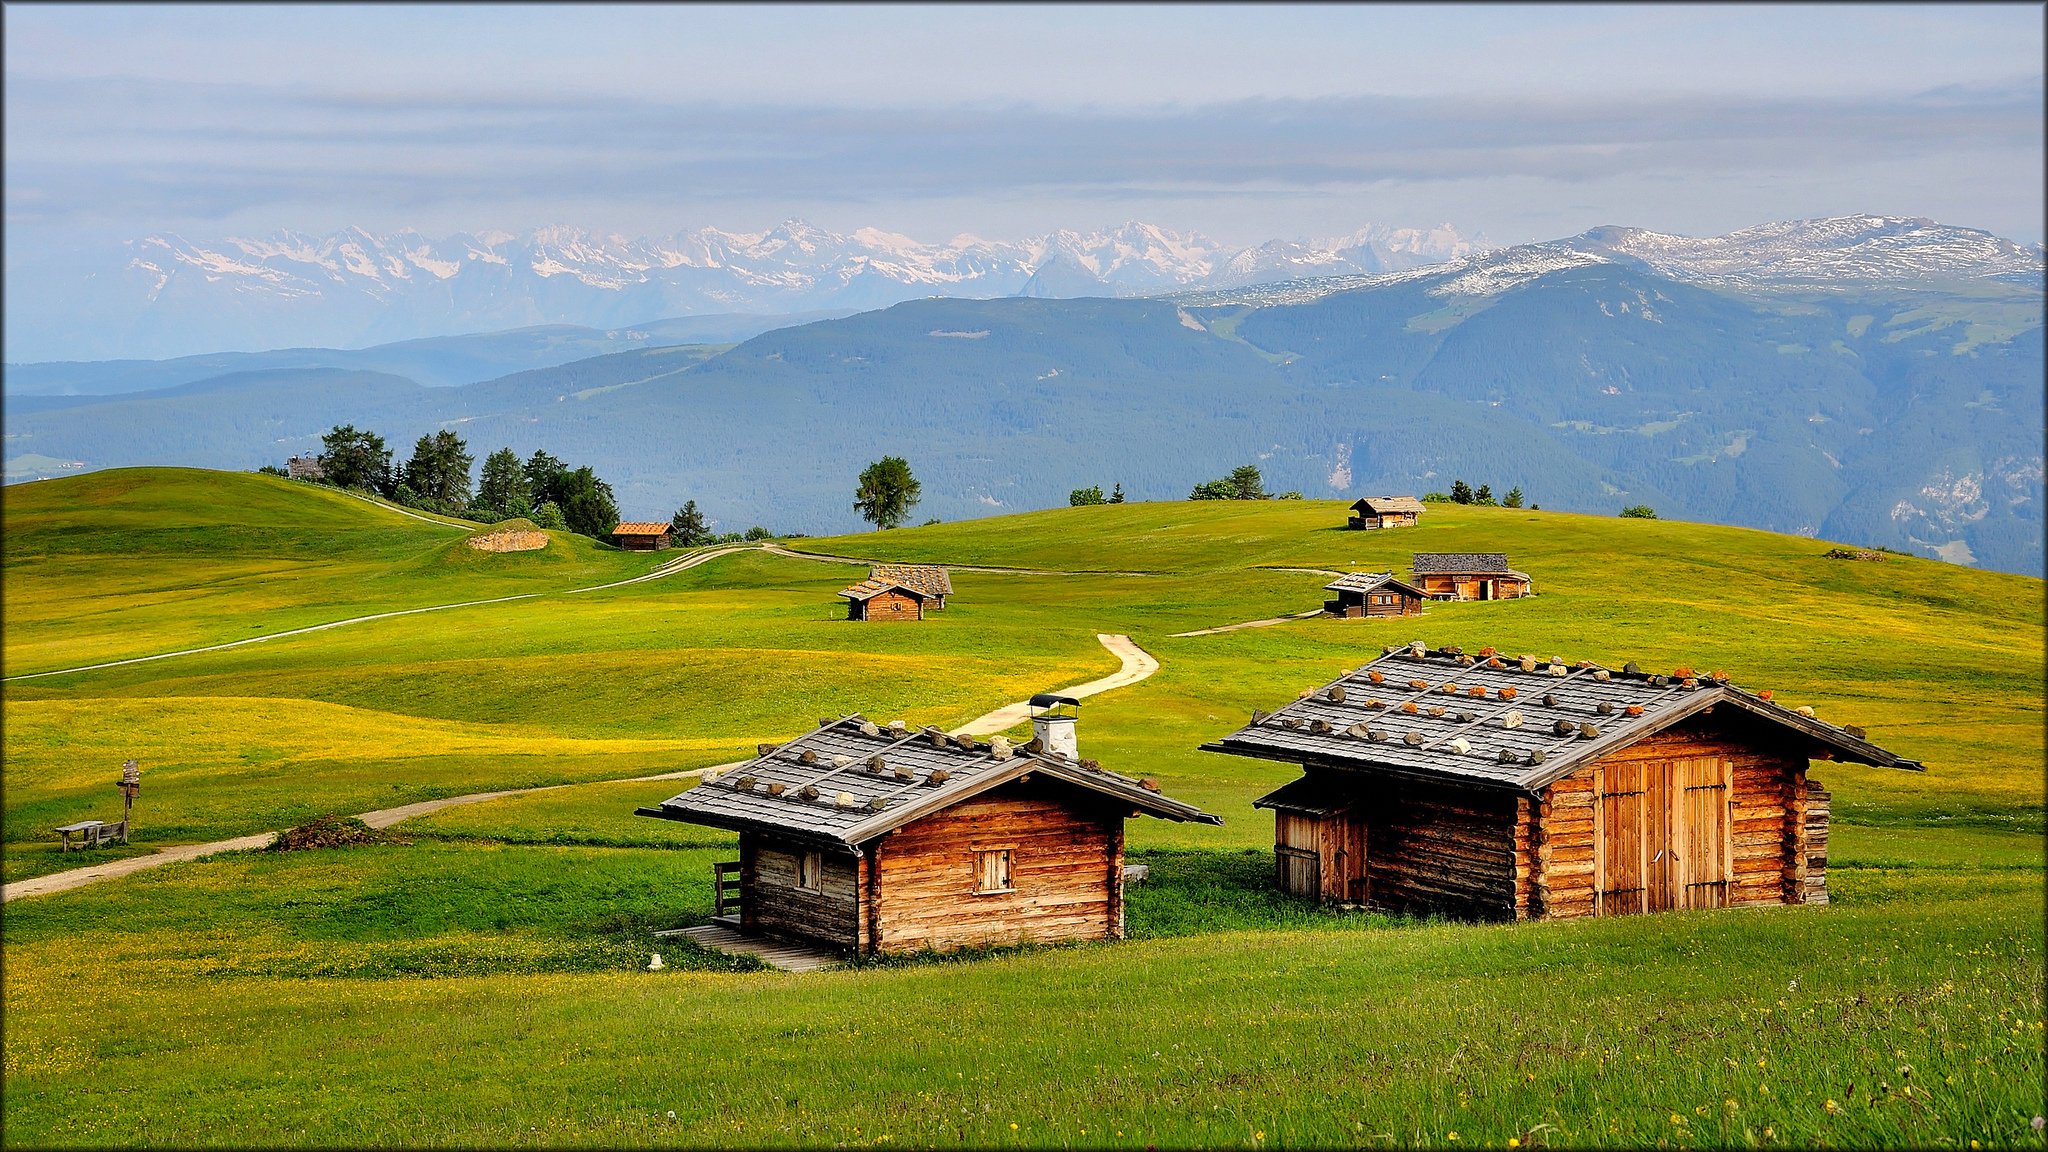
[3, 543, 753, 684]
[1170, 609, 1328, 638]
[761, 543, 1152, 578]
[3, 635, 1160, 903]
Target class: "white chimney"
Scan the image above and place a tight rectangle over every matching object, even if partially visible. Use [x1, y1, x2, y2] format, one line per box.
[1028, 693, 1080, 759]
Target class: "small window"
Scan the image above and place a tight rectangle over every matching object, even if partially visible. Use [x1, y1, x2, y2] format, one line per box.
[797, 850, 822, 892]
[1373, 593, 1396, 605]
[974, 849, 1014, 894]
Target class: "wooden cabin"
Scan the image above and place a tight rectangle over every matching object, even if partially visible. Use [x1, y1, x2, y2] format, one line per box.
[1323, 572, 1430, 619]
[840, 577, 931, 621]
[1202, 641, 1920, 920]
[872, 564, 952, 609]
[1412, 553, 1532, 600]
[611, 521, 673, 551]
[639, 706, 1219, 956]
[1348, 496, 1424, 530]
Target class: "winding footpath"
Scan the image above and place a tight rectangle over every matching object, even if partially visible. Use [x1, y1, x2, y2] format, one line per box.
[2, 544, 754, 684]
[2, 632, 1161, 903]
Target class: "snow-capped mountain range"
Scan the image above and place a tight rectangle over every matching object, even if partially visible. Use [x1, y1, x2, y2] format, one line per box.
[13, 220, 1481, 362]
[1170, 215, 2045, 308]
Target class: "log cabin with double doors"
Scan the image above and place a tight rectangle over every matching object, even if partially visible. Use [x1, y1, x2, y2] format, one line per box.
[1411, 553, 1532, 601]
[637, 697, 1220, 957]
[1347, 496, 1425, 530]
[1201, 640, 1921, 920]
[1323, 572, 1431, 619]
[610, 521, 673, 551]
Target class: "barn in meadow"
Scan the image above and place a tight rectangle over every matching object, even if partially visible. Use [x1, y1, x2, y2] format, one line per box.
[639, 701, 1219, 955]
[1347, 496, 1424, 530]
[840, 564, 953, 621]
[611, 521, 673, 551]
[1412, 553, 1532, 600]
[1202, 641, 1921, 920]
[1322, 572, 1431, 619]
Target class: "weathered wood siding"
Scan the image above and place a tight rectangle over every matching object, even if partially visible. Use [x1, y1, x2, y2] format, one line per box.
[1357, 778, 1522, 919]
[1415, 574, 1530, 601]
[1533, 714, 1811, 919]
[867, 780, 1120, 953]
[616, 532, 669, 551]
[1275, 810, 1368, 903]
[1325, 591, 1425, 619]
[850, 590, 924, 621]
[1348, 511, 1419, 530]
[739, 832, 861, 950]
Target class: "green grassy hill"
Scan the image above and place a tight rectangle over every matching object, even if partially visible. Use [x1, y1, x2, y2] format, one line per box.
[3, 470, 2040, 1147]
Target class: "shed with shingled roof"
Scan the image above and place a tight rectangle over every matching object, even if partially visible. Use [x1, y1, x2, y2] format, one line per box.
[1201, 640, 1920, 920]
[1323, 572, 1431, 619]
[1411, 552, 1532, 600]
[639, 711, 1219, 956]
[871, 563, 952, 608]
[1348, 496, 1425, 530]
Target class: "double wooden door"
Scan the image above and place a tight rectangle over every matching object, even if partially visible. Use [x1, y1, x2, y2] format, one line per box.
[1595, 757, 1732, 914]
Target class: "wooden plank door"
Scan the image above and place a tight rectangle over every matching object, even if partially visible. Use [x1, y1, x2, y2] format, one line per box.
[1596, 763, 1649, 915]
[1675, 757, 1732, 909]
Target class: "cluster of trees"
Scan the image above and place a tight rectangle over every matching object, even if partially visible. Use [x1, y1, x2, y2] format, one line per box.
[1069, 483, 1125, 506]
[1188, 465, 1301, 501]
[1422, 479, 1530, 509]
[1620, 504, 1659, 519]
[665, 500, 780, 546]
[303, 425, 622, 539]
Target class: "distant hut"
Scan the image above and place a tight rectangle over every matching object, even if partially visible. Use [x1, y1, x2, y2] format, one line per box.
[1347, 496, 1424, 530]
[1202, 641, 1921, 919]
[611, 521, 673, 551]
[1322, 572, 1430, 619]
[872, 563, 952, 609]
[285, 454, 326, 481]
[639, 701, 1220, 956]
[1412, 553, 1531, 600]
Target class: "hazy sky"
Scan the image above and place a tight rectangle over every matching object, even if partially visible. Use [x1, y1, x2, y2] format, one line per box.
[5, 4, 2042, 250]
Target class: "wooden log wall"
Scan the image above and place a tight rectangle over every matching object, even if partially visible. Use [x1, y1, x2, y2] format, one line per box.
[856, 590, 924, 621]
[741, 834, 861, 950]
[1359, 778, 1521, 920]
[869, 781, 1120, 954]
[1803, 779, 1831, 906]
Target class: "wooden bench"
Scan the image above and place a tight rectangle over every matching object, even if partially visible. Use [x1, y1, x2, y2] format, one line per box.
[54, 819, 125, 851]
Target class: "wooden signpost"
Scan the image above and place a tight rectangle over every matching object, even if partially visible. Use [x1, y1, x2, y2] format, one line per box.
[118, 759, 140, 844]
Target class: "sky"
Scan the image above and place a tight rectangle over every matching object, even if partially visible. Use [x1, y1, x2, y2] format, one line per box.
[4, 3, 2043, 253]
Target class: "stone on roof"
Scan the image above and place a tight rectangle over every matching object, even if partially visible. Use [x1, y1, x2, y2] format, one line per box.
[1412, 552, 1529, 578]
[872, 564, 952, 597]
[1202, 643, 1922, 795]
[645, 715, 1220, 848]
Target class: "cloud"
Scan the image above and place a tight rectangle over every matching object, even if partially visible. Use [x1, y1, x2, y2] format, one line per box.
[5, 74, 2041, 243]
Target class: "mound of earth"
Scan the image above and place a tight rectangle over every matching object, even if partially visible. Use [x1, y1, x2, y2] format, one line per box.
[267, 814, 409, 852]
[466, 519, 549, 553]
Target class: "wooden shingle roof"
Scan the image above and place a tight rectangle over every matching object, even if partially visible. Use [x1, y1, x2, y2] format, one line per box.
[1351, 496, 1425, 515]
[612, 522, 671, 536]
[641, 715, 1220, 850]
[872, 563, 952, 597]
[839, 577, 929, 602]
[1324, 572, 1431, 597]
[1412, 552, 1530, 579]
[1204, 641, 1922, 797]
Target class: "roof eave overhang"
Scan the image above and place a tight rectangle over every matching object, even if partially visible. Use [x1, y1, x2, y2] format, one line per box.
[633, 805, 861, 854]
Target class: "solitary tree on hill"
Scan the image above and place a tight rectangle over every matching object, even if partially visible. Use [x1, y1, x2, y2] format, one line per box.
[1502, 486, 1525, 509]
[317, 425, 394, 495]
[1109, 482, 1125, 504]
[1227, 464, 1267, 500]
[854, 456, 921, 530]
[670, 500, 711, 546]
[1474, 483, 1496, 506]
[1449, 479, 1474, 504]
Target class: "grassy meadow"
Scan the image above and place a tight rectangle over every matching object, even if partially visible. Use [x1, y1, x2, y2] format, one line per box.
[3, 468, 2042, 1147]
